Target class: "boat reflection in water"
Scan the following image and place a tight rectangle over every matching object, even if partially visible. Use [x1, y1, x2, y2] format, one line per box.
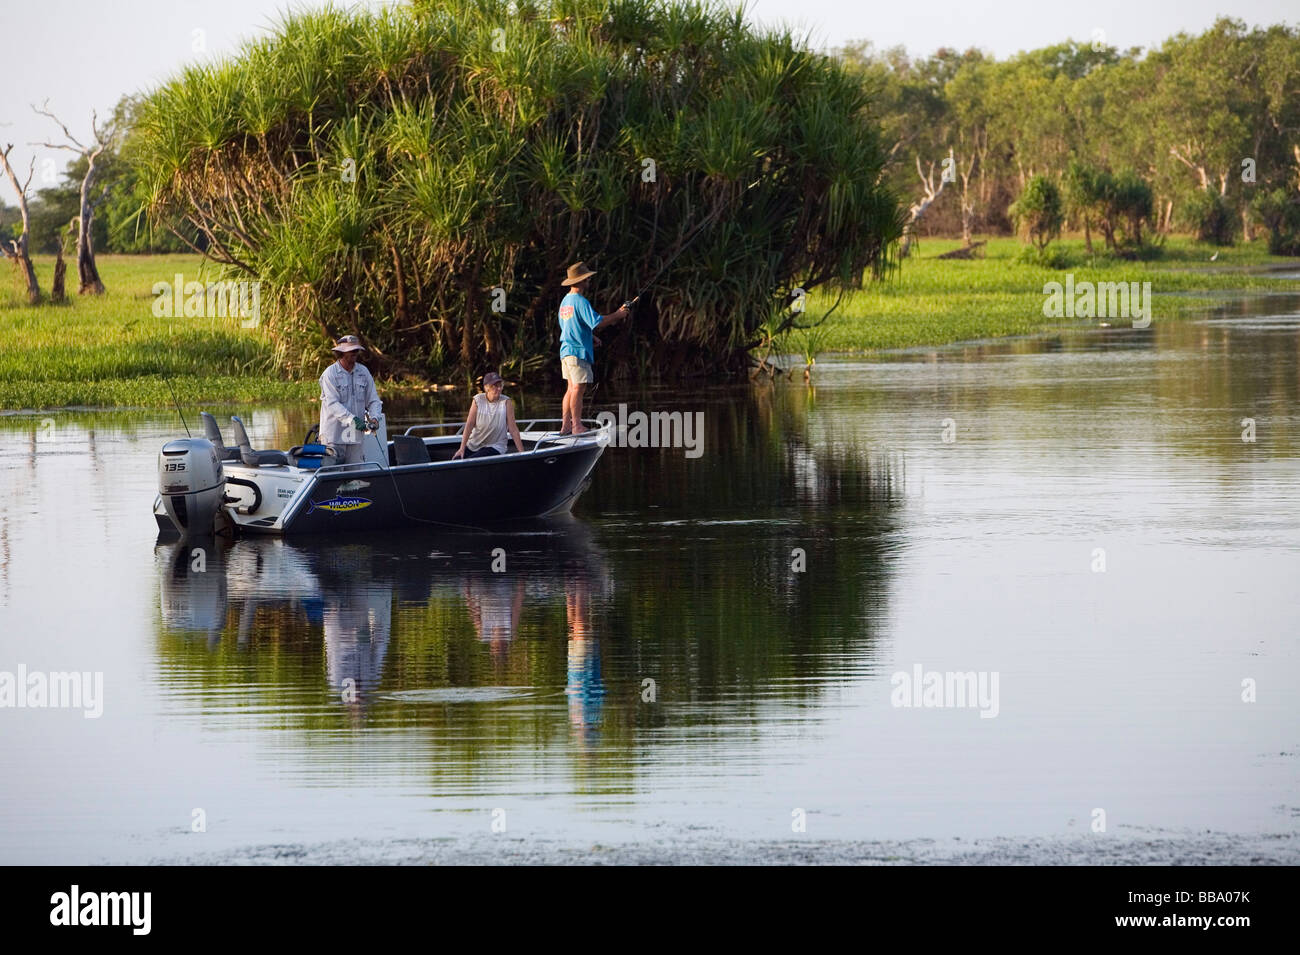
[155, 517, 610, 718]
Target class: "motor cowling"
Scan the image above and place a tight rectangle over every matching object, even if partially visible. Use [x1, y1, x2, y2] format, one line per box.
[158, 438, 225, 537]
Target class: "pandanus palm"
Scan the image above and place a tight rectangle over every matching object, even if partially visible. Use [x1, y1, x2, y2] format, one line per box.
[134, 0, 903, 380]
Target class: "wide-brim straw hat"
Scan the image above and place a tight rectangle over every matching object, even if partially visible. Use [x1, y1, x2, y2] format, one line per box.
[561, 262, 597, 286]
[332, 334, 365, 353]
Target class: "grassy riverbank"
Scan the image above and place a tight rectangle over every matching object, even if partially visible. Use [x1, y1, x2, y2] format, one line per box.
[809, 236, 1298, 354]
[2, 240, 1296, 409]
[0, 255, 316, 410]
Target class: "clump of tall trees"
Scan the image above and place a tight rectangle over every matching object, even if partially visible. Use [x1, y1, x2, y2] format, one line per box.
[132, 0, 905, 380]
[841, 17, 1300, 255]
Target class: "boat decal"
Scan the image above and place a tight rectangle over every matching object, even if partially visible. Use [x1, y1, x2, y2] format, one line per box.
[337, 480, 371, 492]
[276, 487, 295, 499]
[308, 495, 372, 514]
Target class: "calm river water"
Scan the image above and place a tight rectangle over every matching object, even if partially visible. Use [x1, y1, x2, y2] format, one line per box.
[1, 293, 1298, 863]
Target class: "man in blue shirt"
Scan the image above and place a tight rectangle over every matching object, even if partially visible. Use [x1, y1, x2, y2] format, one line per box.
[557, 261, 630, 434]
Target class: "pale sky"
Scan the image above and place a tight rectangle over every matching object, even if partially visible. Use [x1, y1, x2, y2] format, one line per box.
[1, 0, 1295, 188]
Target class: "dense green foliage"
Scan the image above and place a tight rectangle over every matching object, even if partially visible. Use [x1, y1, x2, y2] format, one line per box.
[131, 0, 904, 381]
[1253, 187, 1300, 255]
[840, 18, 1300, 253]
[1185, 190, 1235, 246]
[1009, 176, 1063, 250]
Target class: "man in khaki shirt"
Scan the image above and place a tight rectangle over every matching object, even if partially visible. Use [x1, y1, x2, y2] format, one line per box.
[319, 335, 383, 464]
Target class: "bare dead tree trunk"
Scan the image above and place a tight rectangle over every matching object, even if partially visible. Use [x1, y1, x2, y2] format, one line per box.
[33, 102, 117, 295]
[959, 129, 986, 248]
[957, 150, 977, 247]
[900, 151, 950, 259]
[51, 247, 67, 304]
[77, 190, 105, 294]
[0, 144, 40, 304]
[51, 220, 75, 303]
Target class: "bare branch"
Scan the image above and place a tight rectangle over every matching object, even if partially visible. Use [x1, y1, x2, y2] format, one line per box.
[30, 100, 119, 157]
[89, 181, 113, 213]
[2, 147, 35, 196]
[32, 100, 90, 151]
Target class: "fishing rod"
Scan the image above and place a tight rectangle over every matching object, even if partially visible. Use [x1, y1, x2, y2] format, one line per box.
[366, 422, 489, 533]
[621, 203, 727, 310]
[163, 373, 191, 438]
[586, 205, 725, 397]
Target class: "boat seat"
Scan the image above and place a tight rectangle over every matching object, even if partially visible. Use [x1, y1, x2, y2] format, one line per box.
[229, 415, 291, 467]
[392, 434, 429, 466]
[288, 443, 331, 469]
[200, 412, 241, 462]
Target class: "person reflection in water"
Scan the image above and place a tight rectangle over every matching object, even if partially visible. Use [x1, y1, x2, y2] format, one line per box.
[465, 574, 525, 660]
[324, 586, 392, 711]
[564, 566, 605, 737]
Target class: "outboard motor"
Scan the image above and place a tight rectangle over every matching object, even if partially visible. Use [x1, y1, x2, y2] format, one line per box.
[158, 438, 225, 537]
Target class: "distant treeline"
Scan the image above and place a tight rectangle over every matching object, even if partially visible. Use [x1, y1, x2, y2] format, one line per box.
[5, 15, 1295, 263]
[840, 17, 1300, 253]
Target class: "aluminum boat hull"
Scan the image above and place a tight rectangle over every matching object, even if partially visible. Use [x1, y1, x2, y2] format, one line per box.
[154, 423, 609, 538]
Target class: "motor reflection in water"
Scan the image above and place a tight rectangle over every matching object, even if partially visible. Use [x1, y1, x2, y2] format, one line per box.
[155, 517, 611, 726]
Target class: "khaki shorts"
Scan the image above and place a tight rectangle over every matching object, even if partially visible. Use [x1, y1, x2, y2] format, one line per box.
[561, 355, 594, 384]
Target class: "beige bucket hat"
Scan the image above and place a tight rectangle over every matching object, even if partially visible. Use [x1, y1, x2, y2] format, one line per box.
[561, 262, 597, 286]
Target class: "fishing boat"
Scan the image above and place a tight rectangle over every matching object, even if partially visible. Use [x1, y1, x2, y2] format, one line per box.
[153, 412, 612, 538]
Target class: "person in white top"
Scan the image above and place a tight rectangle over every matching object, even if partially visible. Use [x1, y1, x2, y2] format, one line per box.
[453, 371, 525, 459]
[319, 335, 384, 464]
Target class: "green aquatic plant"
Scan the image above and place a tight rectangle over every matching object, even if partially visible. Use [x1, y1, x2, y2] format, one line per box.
[796, 324, 827, 380]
